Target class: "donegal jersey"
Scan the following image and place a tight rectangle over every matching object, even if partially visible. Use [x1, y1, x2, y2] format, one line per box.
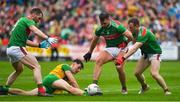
[42, 64, 71, 94]
[133, 26, 162, 54]
[8, 17, 37, 47]
[49, 64, 71, 79]
[95, 20, 127, 47]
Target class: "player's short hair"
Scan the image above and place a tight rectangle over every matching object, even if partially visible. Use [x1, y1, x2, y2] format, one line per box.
[30, 7, 43, 17]
[128, 18, 140, 26]
[99, 12, 109, 21]
[73, 59, 84, 69]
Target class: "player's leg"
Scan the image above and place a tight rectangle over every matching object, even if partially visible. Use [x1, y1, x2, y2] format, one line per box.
[20, 54, 46, 96]
[134, 56, 150, 93]
[8, 88, 38, 96]
[6, 62, 24, 87]
[115, 51, 127, 94]
[6, 46, 25, 87]
[150, 56, 171, 94]
[93, 50, 114, 84]
[52, 79, 85, 96]
[0, 85, 38, 96]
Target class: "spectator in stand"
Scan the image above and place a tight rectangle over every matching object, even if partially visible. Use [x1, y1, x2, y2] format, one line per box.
[0, 0, 179, 49]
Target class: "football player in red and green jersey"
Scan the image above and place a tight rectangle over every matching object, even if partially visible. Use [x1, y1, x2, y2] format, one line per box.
[83, 12, 133, 94]
[116, 18, 171, 95]
[5, 8, 57, 96]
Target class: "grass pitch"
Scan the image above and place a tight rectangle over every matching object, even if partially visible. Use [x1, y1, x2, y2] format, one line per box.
[0, 61, 180, 101]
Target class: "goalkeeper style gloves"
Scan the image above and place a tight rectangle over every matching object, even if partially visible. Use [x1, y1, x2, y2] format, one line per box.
[83, 52, 92, 62]
[39, 40, 50, 49]
[115, 55, 126, 66]
[46, 37, 58, 45]
[39, 37, 58, 49]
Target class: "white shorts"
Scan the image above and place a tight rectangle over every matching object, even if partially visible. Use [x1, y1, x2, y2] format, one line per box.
[143, 54, 161, 61]
[104, 47, 128, 58]
[6, 46, 28, 63]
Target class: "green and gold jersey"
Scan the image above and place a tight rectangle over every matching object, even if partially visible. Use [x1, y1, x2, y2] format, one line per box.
[133, 26, 162, 54]
[49, 64, 71, 79]
[95, 20, 127, 47]
[8, 17, 37, 47]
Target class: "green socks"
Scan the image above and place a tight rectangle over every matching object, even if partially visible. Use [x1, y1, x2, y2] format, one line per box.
[83, 91, 89, 96]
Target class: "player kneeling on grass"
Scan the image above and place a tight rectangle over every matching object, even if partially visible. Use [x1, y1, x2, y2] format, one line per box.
[115, 18, 171, 95]
[0, 59, 89, 96]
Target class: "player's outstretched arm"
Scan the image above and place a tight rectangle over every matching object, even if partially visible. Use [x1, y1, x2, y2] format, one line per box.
[88, 35, 99, 53]
[29, 25, 48, 39]
[83, 35, 99, 62]
[26, 40, 50, 49]
[65, 71, 80, 88]
[124, 42, 143, 59]
[29, 25, 57, 45]
[116, 42, 143, 65]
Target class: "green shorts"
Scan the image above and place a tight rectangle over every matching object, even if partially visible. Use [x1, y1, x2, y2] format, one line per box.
[43, 74, 59, 94]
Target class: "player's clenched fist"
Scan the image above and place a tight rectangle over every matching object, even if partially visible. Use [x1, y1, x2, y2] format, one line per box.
[47, 37, 58, 44]
[115, 55, 125, 65]
[39, 40, 50, 49]
[83, 52, 92, 62]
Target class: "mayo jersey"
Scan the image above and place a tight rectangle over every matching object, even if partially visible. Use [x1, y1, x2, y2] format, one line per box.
[95, 20, 127, 47]
[133, 26, 162, 54]
[8, 17, 37, 47]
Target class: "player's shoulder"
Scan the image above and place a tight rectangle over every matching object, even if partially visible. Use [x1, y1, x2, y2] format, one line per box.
[61, 64, 71, 71]
[21, 17, 35, 23]
[19, 17, 28, 21]
[58, 64, 69, 68]
[95, 25, 103, 34]
[110, 19, 122, 27]
[140, 26, 153, 37]
[95, 25, 102, 31]
[16, 17, 25, 22]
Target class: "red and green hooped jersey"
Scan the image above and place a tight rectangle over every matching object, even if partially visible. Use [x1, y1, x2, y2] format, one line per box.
[134, 26, 162, 54]
[95, 20, 127, 47]
[8, 17, 37, 47]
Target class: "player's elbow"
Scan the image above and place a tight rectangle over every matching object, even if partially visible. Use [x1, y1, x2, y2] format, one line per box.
[29, 26, 36, 31]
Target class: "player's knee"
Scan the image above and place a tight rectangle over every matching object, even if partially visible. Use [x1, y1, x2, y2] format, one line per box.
[95, 58, 103, 66]
[31, 64, 41, 70]
[134, 72, 140, 77]
[15, 68, 23, 74]
[151, 72, 159, 79]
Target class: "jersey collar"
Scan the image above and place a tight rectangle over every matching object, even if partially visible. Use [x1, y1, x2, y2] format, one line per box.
[106, 21, 111, 28]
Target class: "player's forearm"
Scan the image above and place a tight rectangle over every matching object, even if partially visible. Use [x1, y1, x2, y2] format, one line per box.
[33, 29, 48, 39]
[88, 38, 98, 53]
[26, 40, 39, 47]
[124, 46, 138, 59]
[71, 81, 80, 88]
[29, 26, 48, 40]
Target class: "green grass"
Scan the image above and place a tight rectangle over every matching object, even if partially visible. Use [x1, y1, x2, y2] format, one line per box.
[0, 61, 180, 101]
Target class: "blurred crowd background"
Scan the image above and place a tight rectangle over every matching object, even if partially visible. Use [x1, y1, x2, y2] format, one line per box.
[0, 0, 180, 57]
